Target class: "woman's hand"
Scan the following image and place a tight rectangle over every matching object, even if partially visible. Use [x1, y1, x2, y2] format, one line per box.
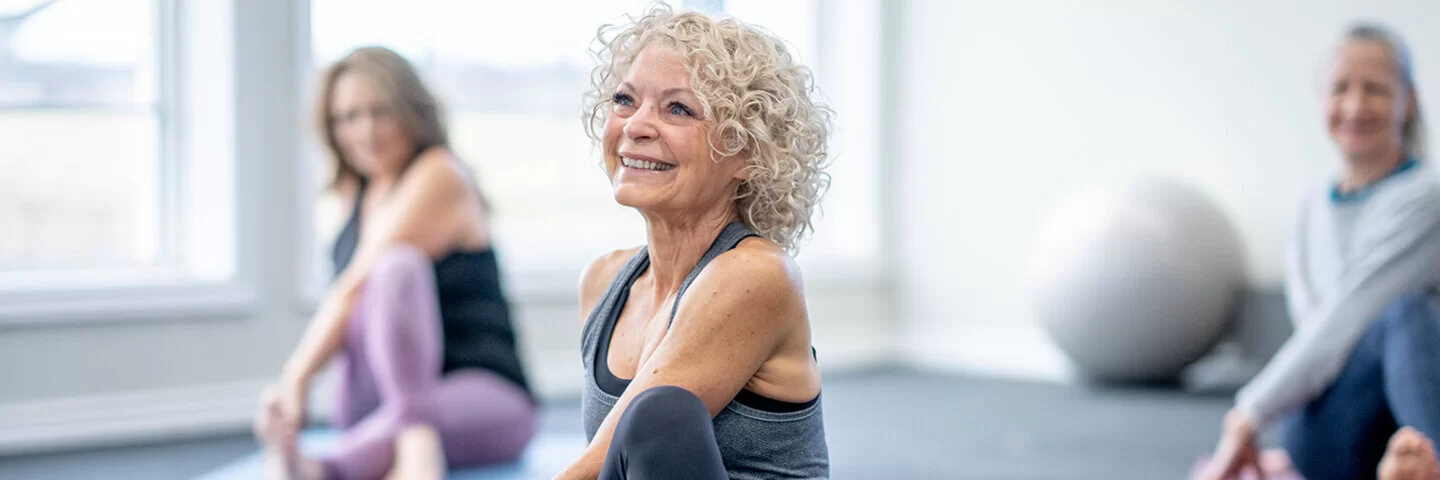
[254, 382, 308, 449]
[1200, 409, 1265, 480]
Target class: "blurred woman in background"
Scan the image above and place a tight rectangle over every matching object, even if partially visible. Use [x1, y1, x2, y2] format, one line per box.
[1204, 24, 1440, 480]
[253, 46, 534, 480]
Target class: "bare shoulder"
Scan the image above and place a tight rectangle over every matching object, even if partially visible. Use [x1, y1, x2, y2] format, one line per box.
[578, 246, 644, 324]
[582, 247, 642, 294]
[414, 145, 457, 164]
[706, 237, 803, 294]
[686, 237, 806, 329]
[401, 147, 467, 193]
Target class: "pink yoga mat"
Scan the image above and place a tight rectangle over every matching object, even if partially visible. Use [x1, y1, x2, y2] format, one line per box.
[1188, 450, 1304, 480]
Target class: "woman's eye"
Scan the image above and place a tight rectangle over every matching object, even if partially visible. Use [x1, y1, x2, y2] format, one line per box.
[668, 102, 694, 117]
[1365, 83, 1392, 97]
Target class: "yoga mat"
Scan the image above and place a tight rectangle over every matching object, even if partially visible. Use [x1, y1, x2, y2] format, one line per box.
[197, 429, 587, 480]
[1188, 450, 1304, 480]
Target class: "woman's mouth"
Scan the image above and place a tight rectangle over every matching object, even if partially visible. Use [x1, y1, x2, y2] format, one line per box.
[621, 156, 676, 171]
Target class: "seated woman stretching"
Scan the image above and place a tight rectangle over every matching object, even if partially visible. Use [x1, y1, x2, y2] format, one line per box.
[554, 5, 833, 480]
[254, 46, 535, 480]
[1203, 24, 1440, 480]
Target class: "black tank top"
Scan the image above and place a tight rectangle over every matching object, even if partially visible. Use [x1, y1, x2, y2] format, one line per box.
[332, 179, 530, 398]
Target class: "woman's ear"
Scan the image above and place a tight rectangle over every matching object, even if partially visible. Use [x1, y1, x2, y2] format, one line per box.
[1409, 89, 1420, 124]
[1402, 87, 1421, 142]
[732, 158, 753, 181]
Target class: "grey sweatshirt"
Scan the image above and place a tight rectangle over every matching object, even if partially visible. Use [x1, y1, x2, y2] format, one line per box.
[1237, 159, 1440, 425]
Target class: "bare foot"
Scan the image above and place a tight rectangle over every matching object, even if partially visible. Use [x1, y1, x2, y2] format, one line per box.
[259, 429, 322, 480]
[1379, 427, 1440, 480]
[386, 425, 446, 480]
[262, 450, 323, 480]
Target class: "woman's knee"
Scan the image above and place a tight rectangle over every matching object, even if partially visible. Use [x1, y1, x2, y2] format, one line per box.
[618, 386, 707, 437]
[629, 386, 705, 417]
[357, 244, 441, 337]
[1381, 292, 1440, 333]
[362, 244, 437, 310]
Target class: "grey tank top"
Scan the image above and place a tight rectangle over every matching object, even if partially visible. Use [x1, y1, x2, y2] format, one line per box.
[580, 222, 830, 479]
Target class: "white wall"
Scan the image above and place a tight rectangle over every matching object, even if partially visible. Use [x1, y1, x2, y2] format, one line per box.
[893, 0, 1440, 379]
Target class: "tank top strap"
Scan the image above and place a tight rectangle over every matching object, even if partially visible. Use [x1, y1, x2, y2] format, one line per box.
[667, 221, 758, 327]
[581, 247, 652, 358]
[331, 178, 369, 275]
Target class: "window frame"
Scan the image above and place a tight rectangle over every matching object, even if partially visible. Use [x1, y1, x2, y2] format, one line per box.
[0, 0, 257, 326]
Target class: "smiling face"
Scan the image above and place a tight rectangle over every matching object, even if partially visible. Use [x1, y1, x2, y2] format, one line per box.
[1325, 39, 1415, 162]
[601, 44, 749, 216]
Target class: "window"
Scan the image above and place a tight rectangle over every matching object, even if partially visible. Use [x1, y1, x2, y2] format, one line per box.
[0, 0, 165, 274]
[718, 0, 884, 276]
[305, 0, 881, 297]
[0, 0, 250, 323]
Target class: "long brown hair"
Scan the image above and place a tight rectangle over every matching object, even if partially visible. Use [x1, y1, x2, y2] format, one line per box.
[315, 46, 450, 188]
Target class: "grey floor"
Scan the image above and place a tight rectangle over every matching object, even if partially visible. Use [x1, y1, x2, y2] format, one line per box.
[0, 368, 1239, 479]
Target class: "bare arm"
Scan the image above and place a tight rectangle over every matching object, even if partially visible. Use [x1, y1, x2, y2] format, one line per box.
[279, 148, 471, 391]
[557, 247, 806, 479]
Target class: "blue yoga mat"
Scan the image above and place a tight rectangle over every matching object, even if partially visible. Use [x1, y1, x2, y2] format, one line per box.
[198, 429, 587, 480]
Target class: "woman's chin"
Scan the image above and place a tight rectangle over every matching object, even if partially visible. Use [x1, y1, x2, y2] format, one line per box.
[611, 184, 666, 210]
[1333, 136, 1392, 159]
[348, 154, 410, 177]
[611, 190, 654, 210]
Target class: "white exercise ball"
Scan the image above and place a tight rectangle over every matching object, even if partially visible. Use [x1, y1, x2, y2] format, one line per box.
[1025, 178, 1246, 382]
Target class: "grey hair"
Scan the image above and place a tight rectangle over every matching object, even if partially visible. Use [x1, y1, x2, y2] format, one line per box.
[1343, 22, 1426, 161]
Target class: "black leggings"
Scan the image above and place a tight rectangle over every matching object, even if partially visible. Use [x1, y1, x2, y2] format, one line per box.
[599, 386, 728, 480]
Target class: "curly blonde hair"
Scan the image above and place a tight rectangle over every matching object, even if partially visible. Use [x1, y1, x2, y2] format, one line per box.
[582, 3, 833, 253]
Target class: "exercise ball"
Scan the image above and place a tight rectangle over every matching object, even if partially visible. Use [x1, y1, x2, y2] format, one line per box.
[1024, 178, 1246, 382]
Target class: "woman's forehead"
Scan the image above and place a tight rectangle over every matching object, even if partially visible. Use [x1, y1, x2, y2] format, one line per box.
[1333, 41, 1399, 75]
[623, 45, 691, 87]
[332, 71, 390, 106]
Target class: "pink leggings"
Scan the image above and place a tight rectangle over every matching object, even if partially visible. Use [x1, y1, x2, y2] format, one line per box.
[323, 245, 536, 480]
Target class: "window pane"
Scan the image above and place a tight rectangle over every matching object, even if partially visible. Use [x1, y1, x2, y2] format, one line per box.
[720, 0, 872, 266]
[724, 0, 817, 65]
[0, 0, 162, 272]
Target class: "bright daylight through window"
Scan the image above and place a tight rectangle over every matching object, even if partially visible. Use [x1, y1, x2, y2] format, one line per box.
[0, 0, 165, 275]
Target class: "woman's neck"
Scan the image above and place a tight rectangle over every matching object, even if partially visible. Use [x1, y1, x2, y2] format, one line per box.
[362, 170, 401, 197]
[1339, 145, 1407, 194]
[641, 206, 739, 299]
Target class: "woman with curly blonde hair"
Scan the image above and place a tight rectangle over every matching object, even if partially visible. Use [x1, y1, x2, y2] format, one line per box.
[559, 4, 833, 479]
